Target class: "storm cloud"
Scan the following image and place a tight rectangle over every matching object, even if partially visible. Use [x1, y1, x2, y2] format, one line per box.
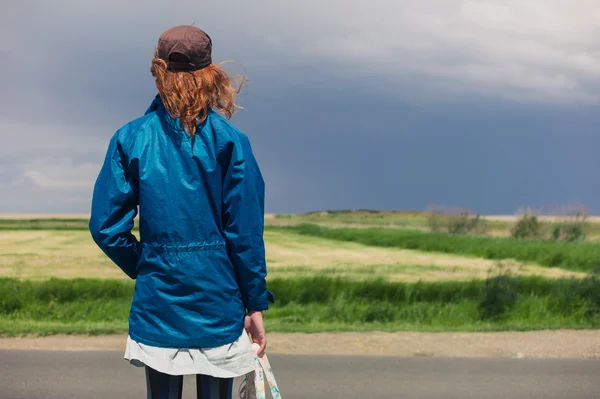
[2, 0, 600, 213]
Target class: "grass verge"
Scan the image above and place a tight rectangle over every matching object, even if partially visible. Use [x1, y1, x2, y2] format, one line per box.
[0, 275, 598, 336]
[272, 224, 600, 273]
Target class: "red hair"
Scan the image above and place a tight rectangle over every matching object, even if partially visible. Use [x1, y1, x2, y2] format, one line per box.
[150, 57, 245, 136]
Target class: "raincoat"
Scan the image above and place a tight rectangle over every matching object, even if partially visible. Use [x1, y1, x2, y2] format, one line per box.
[89, 96, 272, 348]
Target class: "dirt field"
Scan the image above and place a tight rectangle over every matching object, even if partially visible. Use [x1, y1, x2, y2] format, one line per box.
[1, 330, 598, 359]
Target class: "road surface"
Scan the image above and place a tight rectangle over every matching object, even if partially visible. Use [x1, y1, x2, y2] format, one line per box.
[0, 350, 598, 398]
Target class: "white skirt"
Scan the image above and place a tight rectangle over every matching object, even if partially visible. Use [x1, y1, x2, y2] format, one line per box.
[124, 330, 256, 378]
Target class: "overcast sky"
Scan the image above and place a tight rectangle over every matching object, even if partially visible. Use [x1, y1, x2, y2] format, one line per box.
[2, 0, 600, 214]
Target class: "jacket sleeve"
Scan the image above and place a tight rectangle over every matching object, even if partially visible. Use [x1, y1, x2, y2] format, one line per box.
[221, 134, 273, 312]
[89, 134, 140, 280]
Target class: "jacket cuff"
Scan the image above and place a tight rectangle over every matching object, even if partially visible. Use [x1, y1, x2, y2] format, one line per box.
[246, 290, 274, 312]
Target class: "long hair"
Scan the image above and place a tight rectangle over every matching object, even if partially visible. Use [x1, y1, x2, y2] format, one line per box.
[150, 56, 245, 136]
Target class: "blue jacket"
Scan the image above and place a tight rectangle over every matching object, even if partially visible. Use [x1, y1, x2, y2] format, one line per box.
[89, 96, 272, 348]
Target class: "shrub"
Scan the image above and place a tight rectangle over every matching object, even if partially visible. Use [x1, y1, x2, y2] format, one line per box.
[447, 212, 480, 235]
[426, 206, 486, 235]
[552, 223, 586, 242]
[551, 209, 588, 242]
[511, 213, 542, 239]
[426, 207, 444, 233]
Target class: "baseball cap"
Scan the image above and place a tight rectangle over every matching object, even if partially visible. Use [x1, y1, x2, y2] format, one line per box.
[156, 25, 213, 72]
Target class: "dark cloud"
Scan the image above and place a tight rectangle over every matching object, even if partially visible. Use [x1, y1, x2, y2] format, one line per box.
[1, 0, 600, 214]
[234, 76, 600, 214]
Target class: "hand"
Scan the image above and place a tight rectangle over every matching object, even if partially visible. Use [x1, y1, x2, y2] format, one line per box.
[244, 311, 267, 357]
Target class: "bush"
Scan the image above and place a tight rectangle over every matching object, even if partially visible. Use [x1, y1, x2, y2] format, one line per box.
[426, 206, 486, 235]
[427, 207, 444, 233]
[447, 212, 482, 235]
[552, 223, 586, 242]
[551, 209, 588, 242]
[511, 213, 543, 239]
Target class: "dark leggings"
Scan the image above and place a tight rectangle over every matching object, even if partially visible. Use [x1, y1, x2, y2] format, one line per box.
[145, 367, 234, 399]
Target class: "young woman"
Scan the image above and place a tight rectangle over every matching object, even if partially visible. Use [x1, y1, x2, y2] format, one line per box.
[89, 25, 272, 399]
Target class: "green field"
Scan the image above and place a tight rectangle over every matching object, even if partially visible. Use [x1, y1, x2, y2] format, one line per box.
[268, 210, 600, 239]
[0, 214, 599, 336]
[1, 275, 598, 336]
[276, 224, 600, 273]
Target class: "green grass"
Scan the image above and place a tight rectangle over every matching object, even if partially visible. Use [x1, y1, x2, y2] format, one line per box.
[0, 321, 129, 336]
[0, 219, 91, 231]
[272, 224, 600, 273]
[275, 210, 600, 237]
[0, 218, 139, 232]
[1, 275, 598, 336]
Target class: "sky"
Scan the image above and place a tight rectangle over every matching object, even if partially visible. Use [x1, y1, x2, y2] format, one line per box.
[1, 0, 600, 214]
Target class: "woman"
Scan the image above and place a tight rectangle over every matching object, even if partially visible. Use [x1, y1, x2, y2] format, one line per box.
[89, 25, 272, 399]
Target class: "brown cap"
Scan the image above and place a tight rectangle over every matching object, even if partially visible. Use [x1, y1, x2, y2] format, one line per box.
[156, 25, 212, 72]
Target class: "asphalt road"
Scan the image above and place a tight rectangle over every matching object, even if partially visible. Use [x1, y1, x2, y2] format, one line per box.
[0, 350, 598, 399]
